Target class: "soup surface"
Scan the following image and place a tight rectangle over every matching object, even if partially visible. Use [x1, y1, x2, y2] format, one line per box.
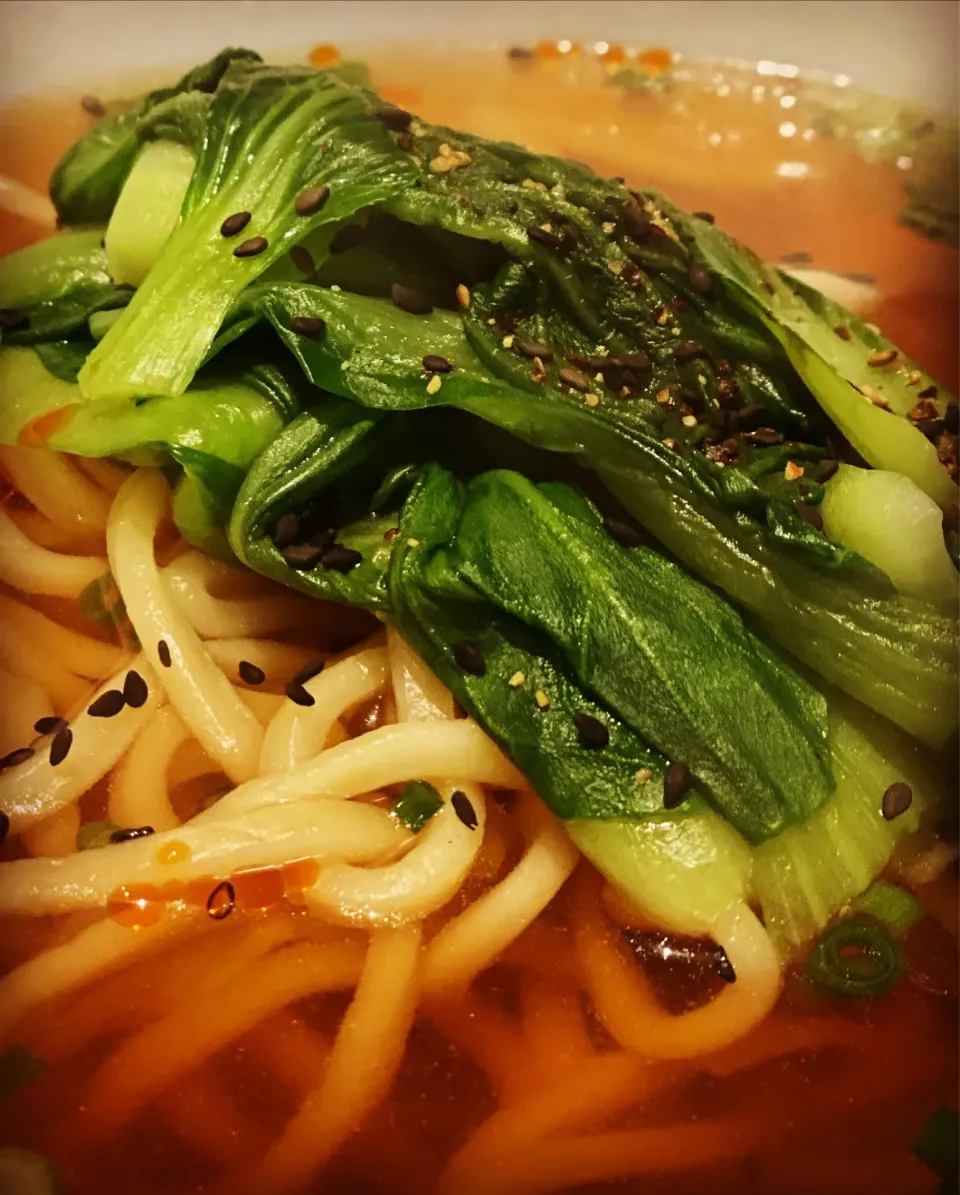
[0, 44, 957, 1195]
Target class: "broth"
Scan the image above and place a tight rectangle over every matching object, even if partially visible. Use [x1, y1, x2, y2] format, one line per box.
[0, 45, 957, 1195]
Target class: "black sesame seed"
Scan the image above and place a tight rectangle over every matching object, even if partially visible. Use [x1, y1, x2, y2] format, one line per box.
[109, 825, 155, 843]
[157, 639, 172, 668]
[0, 746, 34, 771]
[881, 781, 913, 821]
[620, 205, 651, 242]
[375, 107, 412, 131]
[396, 131, 414, 151]
[422, 354, 454, 374]
[0, 810, 8, 845]
[573, 713, 609, 749]
[290, 245, 315, 275]
[290, 315, 326, 337]
[794, 503, 824, 531]
[507, 45, 534, 61]
[88, 689, 126, 718]
[0, 308, 28, 331]
[81, 94, 106, 117]
[238, 660, 265, 686]
[285, 681, 316, 707]
[291, 659, 325, 687]
[206, 879, 236, 920]
[945, 403, 959, 434]
[309, 527, 337, 551]
[34, 716, 66, 736]
[915, 418, 946, 441]
[123, 670, 148, 709]
[742, 427, 784, 446]
[272, 512, 302, 547]
[714, 946, 737, 983]
[617, 353, 652, 373]
[451, 790, 479, 830]
[282, 543, 325, 570]
[294, 183, 331, 215]
[526, 225, 565, 252]
[390, 283, 433, 315]
[220, 210, 252, 238]
[688, 264, 712, 295]
[692, 210, 715, 224]
[817, 459, 840, 483]
[453, 641, 486, 677]
[663, 761, 692, 808]
[233, 236, 268, 259]
[603, 517, 644, 548]
[673, 341, 707, 362]
[515, 340, 553, 362]
[49, 727, 73, 767]
[321, 544, 362, 573]
[917, 384, 938, 400]
[558, 367, 591, 392]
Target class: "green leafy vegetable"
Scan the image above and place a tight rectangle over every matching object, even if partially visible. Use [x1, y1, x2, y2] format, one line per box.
[851, 880, 924, 938]
[0, 1045, 47, 1098]
[806, 915, 903, 997]
[393, 781, 444, 832]
[913, 1106, 960, 1190]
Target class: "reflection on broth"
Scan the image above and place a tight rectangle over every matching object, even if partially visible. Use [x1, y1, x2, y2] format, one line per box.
[0, 43, 956, 1195]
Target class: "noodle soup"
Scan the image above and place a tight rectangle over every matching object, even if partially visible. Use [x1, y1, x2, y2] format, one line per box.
[0, 44, 956, 1195]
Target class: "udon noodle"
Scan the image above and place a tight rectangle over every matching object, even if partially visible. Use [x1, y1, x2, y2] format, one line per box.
[0, 445, 953, 1195]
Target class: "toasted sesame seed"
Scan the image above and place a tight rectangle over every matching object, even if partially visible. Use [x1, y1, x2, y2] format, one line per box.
[714, 946, 737, 983]
[635, 767, 653, 786]
[502, 335, 515, 349]
[49, 727, 73, 767]
[531, 356, 548, 384]
[681, 414, 698, 428]
[290, 316, 326, 337]
[861, 384, 890, 409]
[233, 236, 268, 258]
[88, 689, 126, 718]
[794, 503, 824, 531]
[406, 538, 420, 548]
[867, 348, 897, 368]
[584, 393, 600, 407]
[157, 640, 172, 668]
[220, 211, 252, 237]
[906, 370, 923, 387]
[663, 761, 692, 807]
[453, 641, 486, 677]
[206, 879, 236, 920]
[123, 670, 149, 709]
[322, 545, 362, 573]
[535, 689, 551, 710]
[603, 517, 644, 548]
[282, 542, 325, 570]
[238, 660, 266, 686]
[34, 716, 67, 736]
[574, 713, 608, 748]
[881, 781, 913, 820]
[508, 671, 526, 688]
[663, 437, 679, 451]
[423, 354, 454, 373]
[455, 283, 471, 309]
[426, 374, 443, 395]
[0, 746, 34, 771]
[294, 183, 331, 216]
[0, 810, 8, 844]
[285, 680, 316, 707]
[516, 340, 553, 361]
[451, 790, 478, 830]
[109, 825, 155, 843]
[391, 283, 433, 315]
[784, 461, 805, 481]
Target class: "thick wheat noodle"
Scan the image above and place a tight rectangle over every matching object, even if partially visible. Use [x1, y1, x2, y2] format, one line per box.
[388, 625, 456, 721]
[71, 455, 130, 495]
[0, 592, 126, 677]
[205, 638, 326, 690]
[79, 939, 368, 1143]
[572, 870, 782, 1058]
[109, 704, 189, 831]
[245, 1015, 331, 1095]
[259, 646, 389, 775]
[0, 664, 53, 756]
[703, 1016, 876, 1078]
[23, 803, 80, 858]
[196, 718, 524, 821]
[440, 1118, 765, 1195]
[0, 655, 160, 833]
[0, 445, 111, 532]
[107, 470, 263, 782]
[0, 799, 410, 915]
[426, 992, 541, 1106]
[237, 685, 286, 726]
[308, 782, 487, 926]
[162, 1071, 269, 1169]
[441, 1051, 662, 1193]
[162, 549, 323, 638]
[3, 504, 102, 555]
[519, 972, 594, 1075]
[236, 925, 421, 1195]
[422, 791, 579, 997]
[0, 505, 107, 597]
[0, 910, 193, 1040]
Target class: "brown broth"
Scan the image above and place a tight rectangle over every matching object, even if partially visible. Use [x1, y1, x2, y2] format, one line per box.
[0, 47, 957, 1195]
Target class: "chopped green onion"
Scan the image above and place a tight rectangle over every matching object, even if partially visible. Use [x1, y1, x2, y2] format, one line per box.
[806, 915, 903, 998]
[851, 880, 925, 938]
[0, 1045, 47, 1098]
[393, 780, 443, 833]
[76, 820, 120, 851]
[913, 1106, 959, 1189]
